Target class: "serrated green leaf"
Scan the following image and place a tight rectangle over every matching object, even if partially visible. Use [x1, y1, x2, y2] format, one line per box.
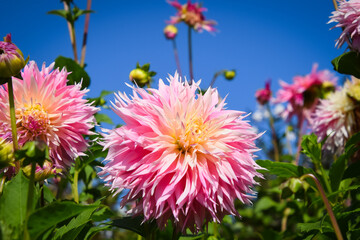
[54, 56, 90, 89]
[42, 185, 56, 204]
[256, 160, 315, 178]
[91, 206, 115, 222]
[301, 134, 321, 164]
[47, 10, 70, 21]
[94, 113, 113, 124]
[53, 208, 96, 240]
[0, 171, 38, 232]
[28, 201, 99, 239]
[331, 51, 360, 78]
[297, 221, 332, 233]
[111, 216, 156, 237]
[84, 224, 112, 240]
[329, 154, 347, 192]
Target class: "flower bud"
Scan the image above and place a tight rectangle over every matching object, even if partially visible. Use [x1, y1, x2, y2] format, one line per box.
[129, 63, 156, 88]
[23, 160, 58, 182]
[224, 70, 236, 80]
[255, 80, 272, 105]
[0, 34, 26, 78]
[164, 25, 178, 39]
[0, 138, 14, 169]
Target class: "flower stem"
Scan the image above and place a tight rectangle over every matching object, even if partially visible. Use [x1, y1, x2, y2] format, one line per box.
[266, 103, 280, 162]
[0, 175, 5, 196]
[301, 174, 343, 240]
[172, 39, 183, 79]
[63, 1, 79, 63]
[295, 113, 304, 165]
[24, 162, 36, 240]
[72, 158, 80, 203]
[332, 0, 338, 10]
[188, 26, 194, 83]
[80, 0, 92, 68]
[209, 70, 225, 88]
[7, 78, 20, 172]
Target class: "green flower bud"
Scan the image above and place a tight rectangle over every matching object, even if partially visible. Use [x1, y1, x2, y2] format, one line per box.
[129, 63, 156, 88]
[224, 70, 236, 80]
[23, 160, 58, 182]
[0, 138, 14, 169]
[0, 34, 26, 78]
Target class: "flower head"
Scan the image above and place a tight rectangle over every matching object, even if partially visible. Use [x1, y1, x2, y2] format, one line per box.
[274, 64, 337, 121]
[99, 73, 263, 233]
[164, 24, 178, 39]
[0, 34, 26, 78]
[0, 138, 13, 169]
[255, 80, 272, 105]
[312, 79, 360, 153]
[329, 0, 360, 52]
[168, 0, 217, 32]
[0, 61, 98, 169]
[23, 160, 59, 182]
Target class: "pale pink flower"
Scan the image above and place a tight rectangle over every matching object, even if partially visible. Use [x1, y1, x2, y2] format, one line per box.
[255, 80, 272, 105]
[329, 0, 360, 52]
[312, 80, 360, 153]
[99, 73, 263, 233]
[274, 64, 337, 121]
[168, 0, 217, 32]
[0, 61, 98, 169]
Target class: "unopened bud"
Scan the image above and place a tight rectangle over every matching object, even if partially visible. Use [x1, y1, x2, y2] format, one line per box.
[0, 34, 26, 78]
[289, 178, 302, 193]
[224, 70, 236, 80]
[164, 25, 178, 39]
[255, 80, 272, 105]
[0, 138, 14, 169]
[23, 160, 58, 182]
[129, 69, 149, 88]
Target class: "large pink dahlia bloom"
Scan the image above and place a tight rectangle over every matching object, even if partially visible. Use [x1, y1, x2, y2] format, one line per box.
[99, 73, 263, 233]
[274, 64, 337, 121]
[168, 0, 217, 32]
[329, 0, 360, 52]
[0, 61, 98, 169]
[312, 80, 360, 153]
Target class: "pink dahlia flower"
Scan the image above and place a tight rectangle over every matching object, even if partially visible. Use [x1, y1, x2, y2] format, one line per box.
[99, 73, 263, 233]
[312, 80, 360, 153]
[329, 0, 360, 52]
[255, 80, 272, 105]
[168, 0, 217, 32]
[0, 61, 98, 169]
[274, 64, 337, 121]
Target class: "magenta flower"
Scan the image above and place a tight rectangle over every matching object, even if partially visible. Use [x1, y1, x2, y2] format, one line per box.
[329, 0, 360, 52]
[0, 61, 98, 169]
[164, 24, 178, 39]
[99, 73, 263, 233]
[168, 0, 217, 32]
[255, 80, 272, 105]
[312, 80, 359, 153]
[274, 64, 337, 121]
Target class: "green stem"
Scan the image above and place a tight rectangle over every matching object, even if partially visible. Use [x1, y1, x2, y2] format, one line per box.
[72, 159, 80, 203]
[212, 222, 219, 237]
[0, 175, 6, 196]
[266, 103, 280, 162]
[24, 162, 36, 240]
[209, 70, 225, 88]
[63, 2, 79, 63]
[80, 0, 92, 67]
[8, 78, 20, 172]
[172, 39, 183, 79]
[295, 113, 304, 165]
[188, 26, 194, 83]
[301, 174, 343, 240]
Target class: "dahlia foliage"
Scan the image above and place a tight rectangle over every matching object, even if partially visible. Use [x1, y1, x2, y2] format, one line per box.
[0, 61, 98, 169]
[100, 73, 262, 232]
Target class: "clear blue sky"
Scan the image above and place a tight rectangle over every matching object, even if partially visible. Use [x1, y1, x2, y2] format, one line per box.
[1, 0, 341, 125]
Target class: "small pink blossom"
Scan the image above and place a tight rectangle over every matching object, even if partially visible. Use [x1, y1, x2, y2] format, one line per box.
[255, 80, 272, 105]
[0, 33, 25, 78]
[99, 73, 263, 233]
[329, 0, 360, 52]
[168, 0, 217, 32]
[274, 64, 337, 121]
[0, 61, 98, 169]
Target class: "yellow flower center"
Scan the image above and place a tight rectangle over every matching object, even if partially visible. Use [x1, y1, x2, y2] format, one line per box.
[176, 118, 208, 153]
[18, 103, 49, 136]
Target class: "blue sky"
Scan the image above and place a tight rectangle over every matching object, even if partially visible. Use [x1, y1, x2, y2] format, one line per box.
[1, 0, 341, 125]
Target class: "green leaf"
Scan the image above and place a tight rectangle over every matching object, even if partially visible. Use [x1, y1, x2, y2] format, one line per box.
[94, 113, 113, 124]
[84, 224, 112, 240]
[329, 154, 347, 192]
[0, 171, 37, 232]
[91, 206, 115, 222]
[100, 90, 113, 98]
[54, 56, 90, 89]
[141, 63, 150, 72]
[47, 10, 71, 22]
[28, 201, 99, 240]
[42, 185, 56, 204]
[297, 221, 332, 233]
[53, 207, 96, 240]
[301, 134, 321, 164]
[331, 51, 360, 78]
[256, 160, 315, 178]
[72, 8, 94, 21]
[111, 216, 156, 237]
[343, 160, 360, 179]
[254, 196, 277, 213]
[178, 234, 204, 240]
